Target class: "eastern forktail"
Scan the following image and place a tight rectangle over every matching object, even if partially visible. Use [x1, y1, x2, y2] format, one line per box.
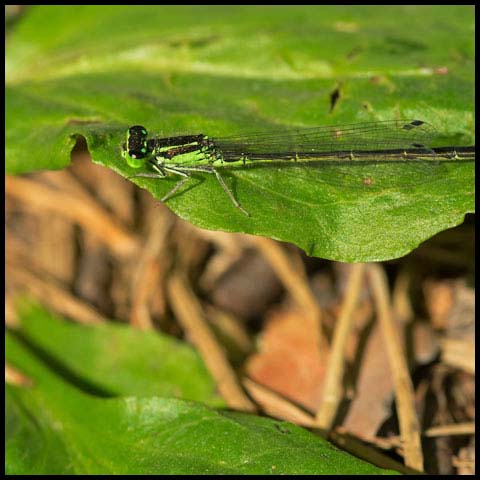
[121, 119, 475, 216]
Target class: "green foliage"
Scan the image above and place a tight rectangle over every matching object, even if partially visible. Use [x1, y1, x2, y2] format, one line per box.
[8, 300, 223, 404]
[5, 300, 398, 474]
[6, 5, 474, 261]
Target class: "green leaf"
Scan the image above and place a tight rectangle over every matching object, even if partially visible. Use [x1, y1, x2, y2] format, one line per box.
[9, 299, 223, 405]
[6, 5, 474, 262]
[6, 301, 399, 474]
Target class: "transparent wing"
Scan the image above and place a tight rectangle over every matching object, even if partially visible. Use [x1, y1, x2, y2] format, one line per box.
[212, 119, 438, 161]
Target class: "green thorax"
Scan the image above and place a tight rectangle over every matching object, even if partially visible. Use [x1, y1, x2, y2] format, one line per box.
[152, 137, 224, 166]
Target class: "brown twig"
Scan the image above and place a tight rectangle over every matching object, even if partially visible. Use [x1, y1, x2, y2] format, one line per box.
[6, 260, 106, 325]
[5, 363, 34, 388]
[246, 235, 326, 352]
[5, 292, 19, 328]
[315, 262, 366, 429]
[242, 377, 316, 427]
[129, 210, 175, 329]
[361, 421, 475, 449]
[6, 175, 139, 258]
[366, 263, 423, 471]
[392, 268, 414, 324]
[424, 422, 475, 437]
[167, 271, 257, 412]
[206, 306, 253, 355]
[330, 428, 422, 474]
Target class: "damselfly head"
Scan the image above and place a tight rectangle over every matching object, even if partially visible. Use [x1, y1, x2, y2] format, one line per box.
[124, 125, 149, 167]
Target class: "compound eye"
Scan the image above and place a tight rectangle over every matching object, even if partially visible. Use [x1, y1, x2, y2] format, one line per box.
[128, 125, 148, 137]
[126, 125, 148, 159]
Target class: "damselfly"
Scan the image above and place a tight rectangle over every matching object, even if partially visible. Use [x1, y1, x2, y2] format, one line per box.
[121, 120, 475, 216]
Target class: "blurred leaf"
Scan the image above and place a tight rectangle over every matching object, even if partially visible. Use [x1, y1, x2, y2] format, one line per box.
[5, 301, 398, 475]
[8, 299, 222, 405]
[6, 5, 474, 261]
